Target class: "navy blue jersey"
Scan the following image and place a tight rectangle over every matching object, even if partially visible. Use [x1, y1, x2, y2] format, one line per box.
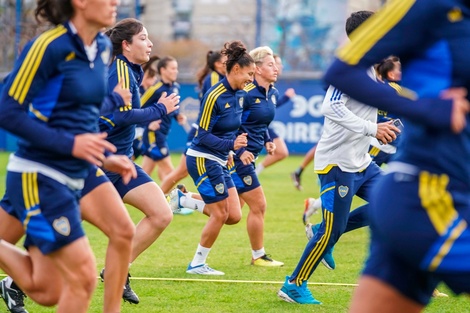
[0, 23, 112, 178]
[325, 0, 470, 188]
[199, 71, 225, 100]
[188, 78, 245, 162]
[99, 55, 168, 157]
[236, 80, 277, 158]
[141, 80, 180, 135]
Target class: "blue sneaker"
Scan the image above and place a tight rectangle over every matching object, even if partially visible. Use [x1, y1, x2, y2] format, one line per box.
[168, 188, 185, 213]
[305, 223, 336, 270]
[277, 276, 321, 304]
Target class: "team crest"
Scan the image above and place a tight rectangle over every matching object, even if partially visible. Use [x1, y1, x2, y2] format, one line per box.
[53, 216, 71, 236]
[215, 183, 225, 194]
[338, 185, 349, 198]
[271, 94, 277, 105]
[101, 47, 111, 64]
[238, 97, 244, 108]
[243, 175, 252, 186]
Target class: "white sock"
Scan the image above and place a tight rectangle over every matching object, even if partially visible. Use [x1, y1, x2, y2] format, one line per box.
[252, 248, 266, 260]
[190, 244, 211, 267]
[180, 194, 205, 213]
[314, 198, 322, 210]
[255, 164, 265, 175]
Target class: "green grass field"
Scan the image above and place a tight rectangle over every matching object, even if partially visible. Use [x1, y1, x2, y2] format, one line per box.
[0, 152, 467, 312]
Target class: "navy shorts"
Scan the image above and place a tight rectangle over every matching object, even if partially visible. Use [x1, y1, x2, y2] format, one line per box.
[6, 171, 84, 254]
[364, 168, 470, 305]
[142, 129, 170, 161]
[186, 155, 234, 204]
[81, 166, 110, 197]
[230, 156, 260, 194]
[105, 163, 153, 198]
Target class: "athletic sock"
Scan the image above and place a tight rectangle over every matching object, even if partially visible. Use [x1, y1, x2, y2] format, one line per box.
[190, 244, 211, 267]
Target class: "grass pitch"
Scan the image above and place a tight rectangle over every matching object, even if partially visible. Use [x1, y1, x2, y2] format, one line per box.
[0, 152, 467, 312]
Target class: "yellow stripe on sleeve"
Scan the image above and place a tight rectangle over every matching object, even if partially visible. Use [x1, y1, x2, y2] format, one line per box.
[9, 25, 67, 104]
[141, 81, 163, 106]
[200, 84, 226, 130]
[243, 83, 256, 92]
[337, 0, 416, 65]
[210, 71, 219, 86]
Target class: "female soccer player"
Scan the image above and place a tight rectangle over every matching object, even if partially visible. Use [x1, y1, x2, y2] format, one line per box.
[159, 50, 227, 194]
[0, 0, 132, 312]
[231, 46, 283, 267]
[184, 41, 254, 275]
[99, 18, 180, 303]
[140, 56, 187, 181]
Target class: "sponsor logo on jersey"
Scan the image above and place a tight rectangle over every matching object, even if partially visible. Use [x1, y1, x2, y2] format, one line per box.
[338, 185, 349, 198]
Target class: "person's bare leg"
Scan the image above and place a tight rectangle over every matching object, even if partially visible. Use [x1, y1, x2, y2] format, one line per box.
[0, 242, 62, 306]
[239, 187, 266, 250]
[141, 156, 157, 177]
[160, 154, 188, 194]
[0, 208, 23, 243]
[81, 182, 135, 313]
[349, 276, 424, 313]
[49, 238, 97, 313]
[155, 156, 174, 182]
[123, 182, 173, 262]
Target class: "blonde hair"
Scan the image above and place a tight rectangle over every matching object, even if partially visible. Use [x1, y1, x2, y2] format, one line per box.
[249, 46, 273, 65]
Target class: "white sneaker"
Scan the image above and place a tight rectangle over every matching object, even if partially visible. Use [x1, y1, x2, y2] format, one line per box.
[302, 197, 319, 225]
[168, 188, 184, 213]
[186, 263, 225, 275]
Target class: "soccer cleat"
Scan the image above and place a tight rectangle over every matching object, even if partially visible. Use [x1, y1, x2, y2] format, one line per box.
[100, 269, 140, 304]
[290, 172, 302, 191]
[251, 254, 284, 267]
[186, 263, 225, 275]
[302, 198, 319, 225]
[0, 278, 28, 313]
[168, 188, 185, 213]
[305, 223, 336, 270]
[277, 276, 321, 304]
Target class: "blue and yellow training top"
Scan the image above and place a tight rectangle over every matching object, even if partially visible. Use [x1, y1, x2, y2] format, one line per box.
[0, 22, 112, 178]
[236, 80, 278, 158]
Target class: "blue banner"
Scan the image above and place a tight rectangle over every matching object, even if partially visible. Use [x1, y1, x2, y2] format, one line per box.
[169, 80, 326, 154]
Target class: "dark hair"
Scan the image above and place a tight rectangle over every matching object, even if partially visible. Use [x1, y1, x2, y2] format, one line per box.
[196, 50, 223, 88]
[376, 56, 400, 81]
[222, 41, 254, 74]
[142, 55, 160, 78]
[35, 0, 74, 25]
[157, 56, 176, 75]
[345, 11, 374, 37]
[105, 18, 144, 58]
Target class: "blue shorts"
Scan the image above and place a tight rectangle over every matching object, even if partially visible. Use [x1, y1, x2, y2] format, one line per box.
[105, 163, 153, 198]
[132, 137, 144, 159]
[81, 166, 110, 197]
[186, 156, 234, 204]
[142, 129, 170, 161]
[268, 128, 279, 140]
[364, 168, 470, 305]
[231, 156, 260, 194]
[5, 171, 84, 254]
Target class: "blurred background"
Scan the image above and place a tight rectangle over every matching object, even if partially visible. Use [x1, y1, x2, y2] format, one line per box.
[0, 0, 385, 153]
